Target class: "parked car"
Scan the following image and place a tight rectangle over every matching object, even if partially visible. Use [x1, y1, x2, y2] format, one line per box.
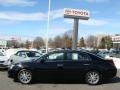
[8, 50, 117, 85]
[5, 49, 28, 59]
[8, 50, 42, 65]
[97, 51, 110, 58]
[0, 49, 6, 55]
[0, 52, 8, 68]
[38, 49, 46, 55]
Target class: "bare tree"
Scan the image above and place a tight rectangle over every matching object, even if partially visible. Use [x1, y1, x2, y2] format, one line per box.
[48, 38, 54, 48]
[48, 33, 72, 49]
[33, 37, 45, 49]
[86, 35, 97, 49]
[62, 33, 72, 49]
[19, 43, 25, 48]
[7, 40, 20, 48]
[25, 40, 31, 49]
[53, 36, 62, 48]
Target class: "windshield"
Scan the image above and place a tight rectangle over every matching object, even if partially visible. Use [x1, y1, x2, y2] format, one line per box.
[26, 51, 42, 57]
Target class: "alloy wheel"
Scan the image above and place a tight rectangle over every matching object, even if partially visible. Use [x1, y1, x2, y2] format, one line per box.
[18, 69, 32, 84]
[86, 71, 100, 85]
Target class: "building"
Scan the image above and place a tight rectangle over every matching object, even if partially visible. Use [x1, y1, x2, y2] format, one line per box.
[112, 34, 120, 50]
[0, 39, 7, 48]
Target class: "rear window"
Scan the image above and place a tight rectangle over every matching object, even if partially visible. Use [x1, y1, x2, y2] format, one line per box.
[90, 53, 105, 60]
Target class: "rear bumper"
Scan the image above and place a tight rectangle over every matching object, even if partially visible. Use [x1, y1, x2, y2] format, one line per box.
[103, 68, 117, 79]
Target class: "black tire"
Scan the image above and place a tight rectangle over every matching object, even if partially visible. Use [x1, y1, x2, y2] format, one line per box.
[85, 71, 101, 85]
[18, 69, 32, 84]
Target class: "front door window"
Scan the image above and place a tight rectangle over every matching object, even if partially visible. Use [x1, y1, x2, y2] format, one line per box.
[46, 52, 64, 62]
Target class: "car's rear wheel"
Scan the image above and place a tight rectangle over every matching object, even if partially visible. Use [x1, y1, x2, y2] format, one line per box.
[18, 69, 32, 84]
[85, 71, 101, 85]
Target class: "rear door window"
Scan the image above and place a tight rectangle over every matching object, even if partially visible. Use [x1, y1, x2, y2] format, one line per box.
[78, 53, 91, 61]
[67, 52, 79, 61]
[67, 52, 91, 61]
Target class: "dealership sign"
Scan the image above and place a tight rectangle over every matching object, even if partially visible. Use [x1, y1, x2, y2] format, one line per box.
[64, 8, 90, 20]
[64, 8, 90, 50]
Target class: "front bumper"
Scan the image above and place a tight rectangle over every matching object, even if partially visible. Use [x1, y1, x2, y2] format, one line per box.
[0, 64, 8, 69]
[8, 69, 15, 78]
[8, 66, 21, 78]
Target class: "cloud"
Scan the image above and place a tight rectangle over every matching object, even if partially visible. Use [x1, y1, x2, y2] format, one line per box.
[64, 19, 108, 26]
[0, 0, 36, 7]
[50, 9, 64, 20]
[0, 9, 64, 22]
[75, 0, 110, 3]
[0, 12, 47, 21]
[0, 9, 108, 27]
[0, 9, 109, 27]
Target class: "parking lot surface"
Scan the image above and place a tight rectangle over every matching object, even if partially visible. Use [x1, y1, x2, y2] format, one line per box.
[0, 70, 120, 90]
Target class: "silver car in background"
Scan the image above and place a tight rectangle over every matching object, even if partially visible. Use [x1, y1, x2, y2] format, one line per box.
[9, 50, 42, 65]
[0, 52, 8, 68]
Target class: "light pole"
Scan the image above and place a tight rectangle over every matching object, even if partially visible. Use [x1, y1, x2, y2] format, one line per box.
[46, 0, 51, 53]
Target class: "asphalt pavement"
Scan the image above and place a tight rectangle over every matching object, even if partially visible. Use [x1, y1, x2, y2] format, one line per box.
[0, 69, 120, 90]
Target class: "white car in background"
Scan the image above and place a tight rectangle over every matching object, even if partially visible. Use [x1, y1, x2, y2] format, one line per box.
[105, 56, 120, 69]
[97, 51, 110, 58]
[9, 50, 42, 65]
[38, 49, 46, 55]
[0, 49, 6, 55]
[5, 48, 28, 59]
[0, 52, 8, 68]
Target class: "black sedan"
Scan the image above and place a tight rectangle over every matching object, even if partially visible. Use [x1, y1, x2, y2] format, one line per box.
[8, 50, 117, 85]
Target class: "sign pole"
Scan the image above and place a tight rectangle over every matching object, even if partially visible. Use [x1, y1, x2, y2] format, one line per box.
[72, 19, 79, 50]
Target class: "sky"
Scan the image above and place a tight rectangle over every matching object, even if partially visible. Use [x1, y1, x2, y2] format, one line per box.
[0, 0, 120, 40]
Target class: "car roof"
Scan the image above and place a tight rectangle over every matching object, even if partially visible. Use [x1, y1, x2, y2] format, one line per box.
[47, 49, 90, 54]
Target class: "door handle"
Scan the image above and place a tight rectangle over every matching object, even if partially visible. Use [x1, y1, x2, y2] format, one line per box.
[57, 64, 63, 67]
[83, 64, 90, 66]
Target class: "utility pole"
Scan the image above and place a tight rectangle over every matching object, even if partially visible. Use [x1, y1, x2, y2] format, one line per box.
[46, 0, 51, 53]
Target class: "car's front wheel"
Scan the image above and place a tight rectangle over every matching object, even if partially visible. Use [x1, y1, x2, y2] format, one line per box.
[18, 69, 32, 84]
[85, 71, 101, 85]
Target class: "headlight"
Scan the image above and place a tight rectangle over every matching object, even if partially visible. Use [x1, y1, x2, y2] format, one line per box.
[17, 64, 23, 68]
[9, 63, 23, 69]
[9, 64, 15, 69]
